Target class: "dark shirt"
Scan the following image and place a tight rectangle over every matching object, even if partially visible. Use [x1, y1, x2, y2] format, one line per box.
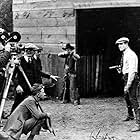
[32, 57, 50, 84]
[0, 51, 10, 94]
[0, 51, 10, 68]
[13, 56, 35, 97]
[59, 52, 77, 74]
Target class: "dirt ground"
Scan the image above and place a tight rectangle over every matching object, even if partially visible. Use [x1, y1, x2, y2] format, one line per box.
[2, 97, 140, 140]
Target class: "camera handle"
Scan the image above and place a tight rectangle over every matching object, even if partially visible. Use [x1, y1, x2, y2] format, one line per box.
[0, 61, 32, 122]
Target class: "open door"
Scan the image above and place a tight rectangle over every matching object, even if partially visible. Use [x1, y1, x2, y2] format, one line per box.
[76, 7, 140, 97]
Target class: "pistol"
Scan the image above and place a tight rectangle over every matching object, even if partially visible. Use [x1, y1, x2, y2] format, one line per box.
[109, 65, 121, 69]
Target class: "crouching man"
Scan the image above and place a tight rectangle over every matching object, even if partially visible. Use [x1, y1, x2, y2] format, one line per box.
[0, 83, 54, 140]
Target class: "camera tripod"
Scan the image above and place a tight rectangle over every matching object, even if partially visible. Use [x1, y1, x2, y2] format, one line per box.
[0, 56, 32, 122]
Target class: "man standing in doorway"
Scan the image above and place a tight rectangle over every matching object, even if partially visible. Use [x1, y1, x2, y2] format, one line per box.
[115, 37, 140, 132]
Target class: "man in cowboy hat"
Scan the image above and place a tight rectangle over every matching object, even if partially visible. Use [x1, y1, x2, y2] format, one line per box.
[0, 83, 54, 140]
[58, 43, 80, 105]
[115, 37, 140, 132]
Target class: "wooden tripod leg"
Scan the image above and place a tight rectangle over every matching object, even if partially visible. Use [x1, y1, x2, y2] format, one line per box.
[0, 64, 15, 122]
[18, 65, 32, 90]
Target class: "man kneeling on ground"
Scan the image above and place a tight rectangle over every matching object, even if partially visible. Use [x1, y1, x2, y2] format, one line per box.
[0, 83, 54, 140]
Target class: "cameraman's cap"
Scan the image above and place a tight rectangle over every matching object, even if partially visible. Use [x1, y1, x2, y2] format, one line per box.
[115, 37, 129, 44]
[62, 43, 74, 50]
[34, 45, 43, 51]
[25, 43, 38, 50]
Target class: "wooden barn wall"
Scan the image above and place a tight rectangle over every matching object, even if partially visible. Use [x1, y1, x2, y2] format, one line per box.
[13, 0, 140, 53]
[13, 0, 77, 97]
[12, 0, 140, 97]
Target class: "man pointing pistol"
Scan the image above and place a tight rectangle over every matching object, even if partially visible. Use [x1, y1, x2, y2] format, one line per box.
[116, 37, 140, 132]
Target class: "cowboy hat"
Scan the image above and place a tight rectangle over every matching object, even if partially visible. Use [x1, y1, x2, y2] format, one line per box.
[62, 43, 74, 50]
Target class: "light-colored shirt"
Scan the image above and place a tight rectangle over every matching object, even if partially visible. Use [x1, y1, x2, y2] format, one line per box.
[33, 55, 37, 60]
[24, 55, 32, 63]
[122, 47, 138, 87]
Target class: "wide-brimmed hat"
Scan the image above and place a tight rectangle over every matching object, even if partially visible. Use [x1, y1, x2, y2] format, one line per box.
[115, 37, 129, 44]
[31, 83, 43, 95]
[62, 43, 74, 50]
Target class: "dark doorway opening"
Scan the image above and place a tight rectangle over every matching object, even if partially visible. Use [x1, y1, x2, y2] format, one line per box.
[76, 7, 140, 97]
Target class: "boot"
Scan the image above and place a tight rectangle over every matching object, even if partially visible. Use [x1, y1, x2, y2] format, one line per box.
[123, 116, 134, 121]
[131, 108, 140, 132]
[123, 107, 134, 121]
[135, 108, 140, 125]
[131, 124, 140, 132]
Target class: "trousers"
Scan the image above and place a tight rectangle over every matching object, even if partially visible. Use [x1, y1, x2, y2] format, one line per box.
[123, 73, 140, 124]
[23, 117, 49, 136]
[62, 73, 80, 103]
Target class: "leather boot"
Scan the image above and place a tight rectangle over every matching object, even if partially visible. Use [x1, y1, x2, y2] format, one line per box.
[135, 108, 140, 124]
[123, 116, 134, 121]
[131, 124, 140, 132]
[131, 108, 140, 132]
[123, 107, 134, 121]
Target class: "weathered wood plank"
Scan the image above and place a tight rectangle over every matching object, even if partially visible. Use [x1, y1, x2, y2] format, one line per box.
[13, 1, 74, 11]
[13, 9, 74, 19]
[40, 53, 65, 96]
[13, 1, 140, 12]
[13, 0, 24, 4]
[13, 17, 75, 27]
[14, 26, 75, 35]
[26, 0, 52, 3]
[20, 34, 75, 44]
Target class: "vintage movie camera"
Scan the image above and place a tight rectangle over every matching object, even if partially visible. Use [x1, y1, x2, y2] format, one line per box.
[0, 31, 25, 54]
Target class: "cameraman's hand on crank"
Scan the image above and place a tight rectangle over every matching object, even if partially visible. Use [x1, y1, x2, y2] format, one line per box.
[16, 85, 24, 94]
[5, 43, 11, 52]
[50, 75, 60, 81]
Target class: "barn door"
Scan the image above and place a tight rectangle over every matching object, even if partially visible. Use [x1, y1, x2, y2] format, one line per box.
[77, 53, 103, 97]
